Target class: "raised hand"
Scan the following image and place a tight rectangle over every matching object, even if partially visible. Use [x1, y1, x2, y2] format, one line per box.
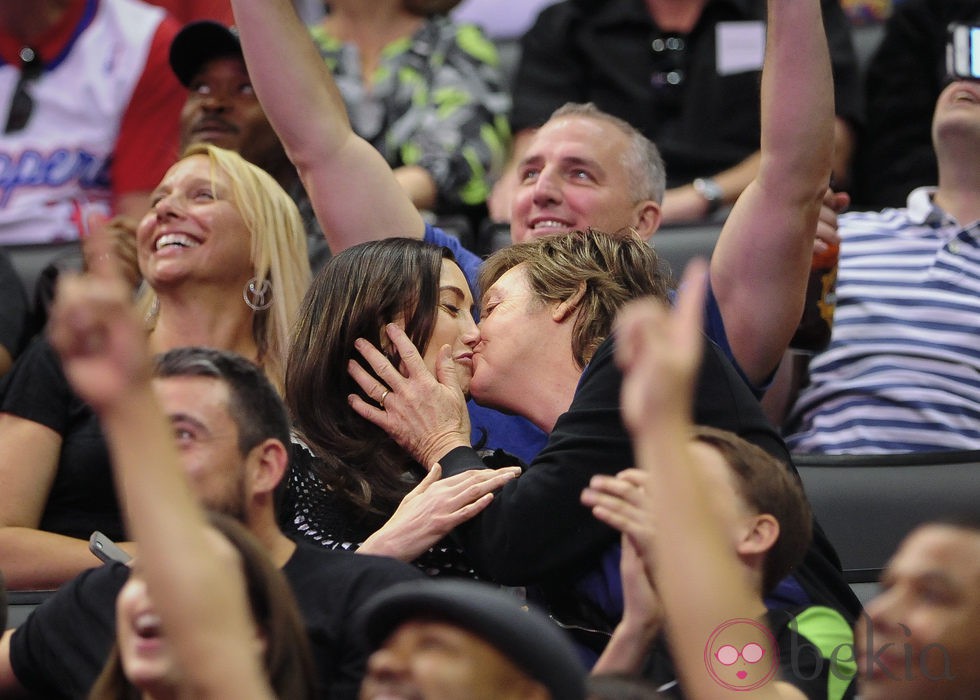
[348, 323, 471, 468]
[359, 463, 521, 562]
[47, 228, 151, 412]
[614, 260, 707, 438]
[583, 469, 664, 674]
[815, 187, 848, 255]
[81, 214, 142, 290]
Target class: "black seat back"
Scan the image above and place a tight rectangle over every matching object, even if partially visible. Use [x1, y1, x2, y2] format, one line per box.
[795, 450, 980, 592]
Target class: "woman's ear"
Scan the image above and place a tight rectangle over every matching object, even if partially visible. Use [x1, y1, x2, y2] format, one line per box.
[552, 282, 587, 323]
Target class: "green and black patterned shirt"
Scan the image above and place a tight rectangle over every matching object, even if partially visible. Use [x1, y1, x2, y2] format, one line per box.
[310, 15, 511, 210]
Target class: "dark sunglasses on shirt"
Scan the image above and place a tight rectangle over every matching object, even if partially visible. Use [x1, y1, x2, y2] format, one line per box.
[4, 47, 43, 135]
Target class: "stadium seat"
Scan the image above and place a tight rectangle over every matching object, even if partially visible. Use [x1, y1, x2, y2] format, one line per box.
[4, 241, 82, 312]
[795, 449, 980, 604]
[649, 222, 724, 281]
[5, 590, 55, 630]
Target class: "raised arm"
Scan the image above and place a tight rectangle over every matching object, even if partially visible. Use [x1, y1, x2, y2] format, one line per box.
[47, 253, 273, 700]
[229, 0, 424, 252]
[612, 264, 803, 700]
[709, 0, 835, 386]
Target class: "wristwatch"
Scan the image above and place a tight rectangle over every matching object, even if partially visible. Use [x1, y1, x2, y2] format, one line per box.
[692, 177, 724, 215]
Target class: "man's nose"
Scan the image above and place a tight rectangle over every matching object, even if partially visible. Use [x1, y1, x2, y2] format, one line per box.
[531, 168, 562, 206]
[200, 90, 231, 112]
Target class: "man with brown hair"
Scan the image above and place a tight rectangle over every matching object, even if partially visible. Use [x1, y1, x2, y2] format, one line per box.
[582, 265, 856, 699]
[0, 348, 420, 700]
[585, 424, 856, 699]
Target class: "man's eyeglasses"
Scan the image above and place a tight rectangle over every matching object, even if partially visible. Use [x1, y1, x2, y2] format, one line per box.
[5, 47, 43, 135]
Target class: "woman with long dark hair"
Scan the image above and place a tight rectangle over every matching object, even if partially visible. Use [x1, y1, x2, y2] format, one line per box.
[282, 238, 519, 571]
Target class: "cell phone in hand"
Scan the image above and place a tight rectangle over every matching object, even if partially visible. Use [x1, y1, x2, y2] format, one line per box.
[89, 530, 132, 565]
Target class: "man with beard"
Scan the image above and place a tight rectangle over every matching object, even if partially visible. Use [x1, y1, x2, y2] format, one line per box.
[0, 347, 421, 700]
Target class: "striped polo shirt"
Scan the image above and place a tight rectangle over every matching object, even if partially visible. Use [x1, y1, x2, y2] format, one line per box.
[784, 187, 980, 454]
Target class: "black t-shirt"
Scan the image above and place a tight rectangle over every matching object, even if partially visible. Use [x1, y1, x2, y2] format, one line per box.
[511, 0, 862, 188]
[10, 541, 422, 700]
[439, 335, 861, 626]
[0, 249, 29, 361]
[0, 336, 121, 540]
[284, 541, 424, 698]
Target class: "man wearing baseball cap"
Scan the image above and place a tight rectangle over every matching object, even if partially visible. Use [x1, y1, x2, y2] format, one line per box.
[358, 579, 586, 700]
[168, 20, 330, 270]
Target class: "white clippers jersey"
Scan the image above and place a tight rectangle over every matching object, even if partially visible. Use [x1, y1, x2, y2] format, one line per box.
[0, 0, 167, 244]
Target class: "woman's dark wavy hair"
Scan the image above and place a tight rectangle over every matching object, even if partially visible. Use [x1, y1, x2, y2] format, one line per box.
[88, 513, 315, 700]
[285, 238, 455, 524]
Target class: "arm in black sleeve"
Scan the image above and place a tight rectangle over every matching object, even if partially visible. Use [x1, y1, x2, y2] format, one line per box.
[440, 338, 628, 584]
[439, 334, 789, 586]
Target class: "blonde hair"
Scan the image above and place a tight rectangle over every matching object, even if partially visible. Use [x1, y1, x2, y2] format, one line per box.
[137, 144, 311, 392]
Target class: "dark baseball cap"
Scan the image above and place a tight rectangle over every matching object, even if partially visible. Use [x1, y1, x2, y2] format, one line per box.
[358, 579, 586, 700]
[169, 20, 242, 88]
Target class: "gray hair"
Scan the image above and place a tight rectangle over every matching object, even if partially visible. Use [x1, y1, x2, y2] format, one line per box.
[549, 102, 666, 205]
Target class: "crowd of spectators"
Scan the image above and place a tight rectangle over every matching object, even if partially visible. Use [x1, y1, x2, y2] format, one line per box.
[1, 0, 979, 698]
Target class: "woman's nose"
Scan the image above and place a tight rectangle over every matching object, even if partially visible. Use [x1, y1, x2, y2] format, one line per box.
[154, 192, 184, 220]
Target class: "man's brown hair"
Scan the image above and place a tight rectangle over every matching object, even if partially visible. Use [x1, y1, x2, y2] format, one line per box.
[692, 426, 813, 594]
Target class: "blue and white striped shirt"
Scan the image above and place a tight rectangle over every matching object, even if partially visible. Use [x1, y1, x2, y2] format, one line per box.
[785, 188, 980, 454]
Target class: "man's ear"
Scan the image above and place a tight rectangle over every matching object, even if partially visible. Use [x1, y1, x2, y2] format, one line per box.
[633, 199, 662, 240]
[552, 282, 587, 323]
[248, 438, 289, 497]
[735, 513, 780, 558]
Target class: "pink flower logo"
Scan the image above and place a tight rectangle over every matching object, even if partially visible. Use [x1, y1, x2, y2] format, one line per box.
[704, 618, 779, 691]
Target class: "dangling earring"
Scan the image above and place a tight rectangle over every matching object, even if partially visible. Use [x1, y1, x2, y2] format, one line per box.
[243, 277, 273, 311]
[144, 295, 160, 324]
